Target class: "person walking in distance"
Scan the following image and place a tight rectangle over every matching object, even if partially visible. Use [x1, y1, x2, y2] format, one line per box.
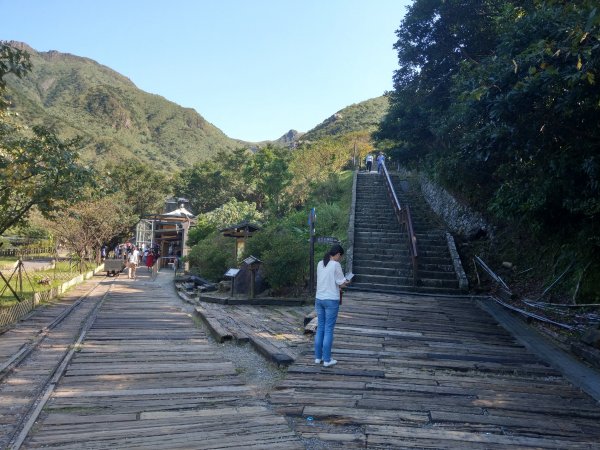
[376, 152, 386, 174]
[128, 245, 140, 279]
[314, 244, 351, 367]
[146, 250, 155, 272]
[365, 153, 373, 172]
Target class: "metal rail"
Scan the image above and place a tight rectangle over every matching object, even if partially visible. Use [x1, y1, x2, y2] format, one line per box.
[380, 162, 419, 285]
[2, 275, 117, 449]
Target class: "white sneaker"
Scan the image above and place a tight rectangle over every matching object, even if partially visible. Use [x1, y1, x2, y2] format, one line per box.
[314, 359, 321, 364]
[323, 359, 337, 367]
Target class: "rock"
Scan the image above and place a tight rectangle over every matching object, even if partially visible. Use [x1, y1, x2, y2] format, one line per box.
[218, 280, 231, 292]
[580, 327, 600, 349]
[502, 262, 513, 269]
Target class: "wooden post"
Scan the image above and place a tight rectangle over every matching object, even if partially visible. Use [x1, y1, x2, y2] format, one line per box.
[308, 208, 316, 293]
[18, 259, 23, 296]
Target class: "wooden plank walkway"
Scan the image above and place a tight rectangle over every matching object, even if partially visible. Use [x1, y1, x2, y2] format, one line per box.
[194, 302, 313, 365]
[19, 272, 303, 449]
[4, 268, 600, 448]
[269, 291, 600, 449]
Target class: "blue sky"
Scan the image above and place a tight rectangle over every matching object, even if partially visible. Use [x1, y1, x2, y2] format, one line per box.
[1, 0, 411, 142]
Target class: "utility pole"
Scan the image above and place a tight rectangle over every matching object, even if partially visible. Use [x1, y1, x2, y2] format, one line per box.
[308, 208, 316, 292]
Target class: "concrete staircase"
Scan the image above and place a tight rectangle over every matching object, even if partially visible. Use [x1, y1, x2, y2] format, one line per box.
[349, 171, 465, 295]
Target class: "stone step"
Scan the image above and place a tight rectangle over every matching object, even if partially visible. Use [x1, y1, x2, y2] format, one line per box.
[418, 262, 456, 272]
[354, 225, 403, 232]
[352, 170, 466, 295]
[354, 238, 409, 247]
[354, 214, 398, 220]
[418, 252, 454, 262]
[352, 264, 456, 281]
[355, 230, 407, 238]
[354, 222, 403, 235]
[352, 265, 413, 278]
[353, 242, 409, 252]
[356, 273, 459, 289]
[352, 248, 410, 258]
[348, 282, 464, 296]
[352, 257, 411, 268]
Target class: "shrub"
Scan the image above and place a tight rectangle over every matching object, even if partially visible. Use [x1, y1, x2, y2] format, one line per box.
[244, 225, 308, 293]
[186, 232, 235, 282]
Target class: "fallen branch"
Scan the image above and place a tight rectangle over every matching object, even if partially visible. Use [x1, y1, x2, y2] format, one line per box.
[491, 296, 576, 331]
[474, 256, 511, 295]
[537, 261, 574, 300]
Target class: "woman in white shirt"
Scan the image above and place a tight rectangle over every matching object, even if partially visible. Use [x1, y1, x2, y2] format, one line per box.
[314, 244, 350, 367]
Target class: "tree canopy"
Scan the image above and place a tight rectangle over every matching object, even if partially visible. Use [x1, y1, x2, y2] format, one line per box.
[377, 0, 600, 239]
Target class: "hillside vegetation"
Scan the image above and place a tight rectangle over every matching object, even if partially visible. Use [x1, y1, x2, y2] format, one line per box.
[4, 42, 244, 171]
[302, 96, 388, 142]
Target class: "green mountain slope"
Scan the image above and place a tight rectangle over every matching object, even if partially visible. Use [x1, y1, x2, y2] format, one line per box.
[4, 41, 245, 171]
[301, 95, 389, 141]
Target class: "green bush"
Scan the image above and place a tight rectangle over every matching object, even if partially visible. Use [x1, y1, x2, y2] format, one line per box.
[244, 225, 308, 293]
[186, 232, 235, 282]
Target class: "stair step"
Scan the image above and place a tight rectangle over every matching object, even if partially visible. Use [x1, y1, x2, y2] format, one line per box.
[356, 273, 459, 289]
[352, 266, 413, 277]
[348, 283, 465, 296]
[352, 258, 412, 273]
[352, 170, 467, 295]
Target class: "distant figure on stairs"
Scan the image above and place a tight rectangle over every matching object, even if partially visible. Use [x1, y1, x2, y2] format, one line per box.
[365, 153, 373, 172]
[377, 152, 386, 174]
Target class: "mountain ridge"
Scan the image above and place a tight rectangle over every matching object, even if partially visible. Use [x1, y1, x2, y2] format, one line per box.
[3, 41, 388, 169]
[4, 41, 245, 171]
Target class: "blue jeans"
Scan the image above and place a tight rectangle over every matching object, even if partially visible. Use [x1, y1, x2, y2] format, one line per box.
[314, 298, 340, 362]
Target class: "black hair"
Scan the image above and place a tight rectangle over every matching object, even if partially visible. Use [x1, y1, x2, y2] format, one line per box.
[323, 244, 344, 267]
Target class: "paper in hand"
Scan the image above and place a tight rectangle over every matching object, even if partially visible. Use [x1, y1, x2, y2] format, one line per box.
[345, 272, 354, 281]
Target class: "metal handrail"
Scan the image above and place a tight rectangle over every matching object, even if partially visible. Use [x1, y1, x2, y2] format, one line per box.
[380, 161, 419, 285]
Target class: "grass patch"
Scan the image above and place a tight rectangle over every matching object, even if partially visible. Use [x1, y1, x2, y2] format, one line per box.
[0, 260, 96, 307]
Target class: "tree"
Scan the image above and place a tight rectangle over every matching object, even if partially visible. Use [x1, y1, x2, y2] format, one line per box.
[244, 145, 293, 216]
[376, 0, 505, 164]
[187, 198, 263, 246]
[172, 148, 254, 215]
[0, 42, 31, 110]
[44, 193, 136, 270]
[103, 162, 170, 218]
[443, 0, 600, 234]
[0, 125, 94, 235]
[0, 42, 93, 235]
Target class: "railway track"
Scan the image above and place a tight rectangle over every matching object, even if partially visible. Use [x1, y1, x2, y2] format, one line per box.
[1, 271, 302, 450]
[0, 274, 115, 450]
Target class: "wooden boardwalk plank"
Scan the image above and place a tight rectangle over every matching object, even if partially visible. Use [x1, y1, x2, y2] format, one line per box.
[20, 272, 303, 449]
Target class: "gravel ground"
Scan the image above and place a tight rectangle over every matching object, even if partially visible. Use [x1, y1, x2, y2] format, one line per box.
[174, 290, 291, 396]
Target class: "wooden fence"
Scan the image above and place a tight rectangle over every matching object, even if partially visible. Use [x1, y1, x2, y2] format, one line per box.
[0, 247, 53, 258]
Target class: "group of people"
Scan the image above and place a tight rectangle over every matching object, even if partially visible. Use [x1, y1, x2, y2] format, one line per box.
[103, 242, 160, 279]
[365, 152, 386, 173]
